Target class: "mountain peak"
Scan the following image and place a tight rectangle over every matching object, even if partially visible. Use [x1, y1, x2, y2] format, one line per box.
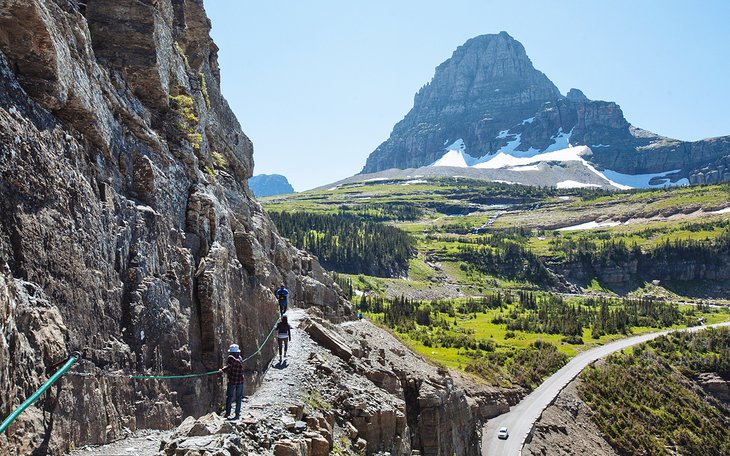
[249, 174, 295, 197]
[463, 31, 518, 45]
[424, 31, 556, 102]
[566, 88, 589, 101]
[361, 32, 730, 185]
[363, 33, 561, 173]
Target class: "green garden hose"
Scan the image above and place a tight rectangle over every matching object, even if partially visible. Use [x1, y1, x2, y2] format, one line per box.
[0, 352, 80, 434]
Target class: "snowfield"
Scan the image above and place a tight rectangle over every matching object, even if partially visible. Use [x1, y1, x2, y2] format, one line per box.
[429, 131, 688, 189]
[558, 220, 622, 231]
[556, 180, 600, 189]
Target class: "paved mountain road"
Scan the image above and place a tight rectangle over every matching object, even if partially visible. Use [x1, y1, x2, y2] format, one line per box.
[482, 321, 730, 455]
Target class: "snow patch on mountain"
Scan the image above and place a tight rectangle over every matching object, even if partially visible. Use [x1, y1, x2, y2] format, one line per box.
[431, 150, 470, 167]
[428, 131, 691, 189]
[600, 169, 689, 188]
[558, 220, 622, 231]
[431, 139, 477, 167]
[556, 180, 601, 189]
[444, 138, 466, 152]
[493, 133, 524, 157]
[544, 127, 573, 152]
[434, 144, 632, 189]
[473, 145, 590, 170]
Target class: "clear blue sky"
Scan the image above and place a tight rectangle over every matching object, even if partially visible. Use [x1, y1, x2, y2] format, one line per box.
[204, 0, 730, 191]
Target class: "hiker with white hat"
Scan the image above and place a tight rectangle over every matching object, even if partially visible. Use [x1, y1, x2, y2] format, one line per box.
[219, 343, 244, 420]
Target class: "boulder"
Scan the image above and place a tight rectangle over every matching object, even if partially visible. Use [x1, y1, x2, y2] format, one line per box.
[301, 317, 353, 361]
[273, 439, 305, 456]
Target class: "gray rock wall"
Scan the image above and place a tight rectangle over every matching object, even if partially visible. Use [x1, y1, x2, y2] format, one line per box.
[557, 255, 730, 286]
[0, 1, 349, 453]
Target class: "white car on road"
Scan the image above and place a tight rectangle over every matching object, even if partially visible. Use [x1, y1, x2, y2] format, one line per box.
[497, 427, 509, 439]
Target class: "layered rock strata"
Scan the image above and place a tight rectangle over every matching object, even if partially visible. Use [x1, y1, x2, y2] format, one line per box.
[555, 251, 730, 287]
[0, 1, 349, 454]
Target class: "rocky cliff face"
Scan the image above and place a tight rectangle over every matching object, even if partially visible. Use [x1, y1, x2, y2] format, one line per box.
[689, 153, 730, 185]
[556, 252, 730, 288]
[361, 32, 730, 183]
[304, 317, 523, 456]
[0, 1, 350, 454]
[248, 174, 295, 198]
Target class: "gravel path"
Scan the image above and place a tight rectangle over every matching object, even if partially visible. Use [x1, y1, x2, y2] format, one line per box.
[68, 430, 170, 456]
[242, 308, 317, 417]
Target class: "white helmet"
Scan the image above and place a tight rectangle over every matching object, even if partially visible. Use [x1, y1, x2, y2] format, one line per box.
[229, 344, 240, 353]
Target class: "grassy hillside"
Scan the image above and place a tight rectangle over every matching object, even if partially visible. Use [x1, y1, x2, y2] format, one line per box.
[263, 178, 730, 300]
[579, 328, 730, 455]
[354, 292, 726, 389]
[263, 178, 730, 387]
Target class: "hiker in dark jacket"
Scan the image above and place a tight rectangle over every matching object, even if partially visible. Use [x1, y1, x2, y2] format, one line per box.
[275, 284, 289, 315]
[276, 315, 292, 363]
[219, 343, 244, 420]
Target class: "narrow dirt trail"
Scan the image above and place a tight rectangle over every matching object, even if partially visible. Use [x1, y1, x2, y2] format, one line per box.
[70, 308, 316, 455]
[239, 308, 318, 420]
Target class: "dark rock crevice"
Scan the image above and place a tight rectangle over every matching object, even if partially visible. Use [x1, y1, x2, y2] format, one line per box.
[400, 376, 423, 450]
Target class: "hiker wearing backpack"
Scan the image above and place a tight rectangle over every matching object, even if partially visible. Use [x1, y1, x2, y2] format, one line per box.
[276, 315, 292, 363]
[275, 284, 289, 315]
[219, 343, 244, 420]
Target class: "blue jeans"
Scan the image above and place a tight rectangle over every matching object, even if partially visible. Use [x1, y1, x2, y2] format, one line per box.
[279, 302, 288, 315]
[225, 383, 244, 417]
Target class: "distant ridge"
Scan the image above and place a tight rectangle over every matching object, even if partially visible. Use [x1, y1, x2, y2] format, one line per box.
[249, 174, 295, 197]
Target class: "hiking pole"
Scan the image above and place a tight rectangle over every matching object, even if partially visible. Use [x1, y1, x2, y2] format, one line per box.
[0, 351, 81, 434]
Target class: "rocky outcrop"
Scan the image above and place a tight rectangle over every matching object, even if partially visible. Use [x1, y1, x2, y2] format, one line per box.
[154, 310, 412, 456]
[154, 312, 522, 456]
[0, 1, 350, 454]
[361, 32, 730, 184]
[689, 154, 730, 184]
[556, 252, 730, 287]
[697, 372, 730, 403]
[307, 317, 522, 456]
[249, 174, 295, 197]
